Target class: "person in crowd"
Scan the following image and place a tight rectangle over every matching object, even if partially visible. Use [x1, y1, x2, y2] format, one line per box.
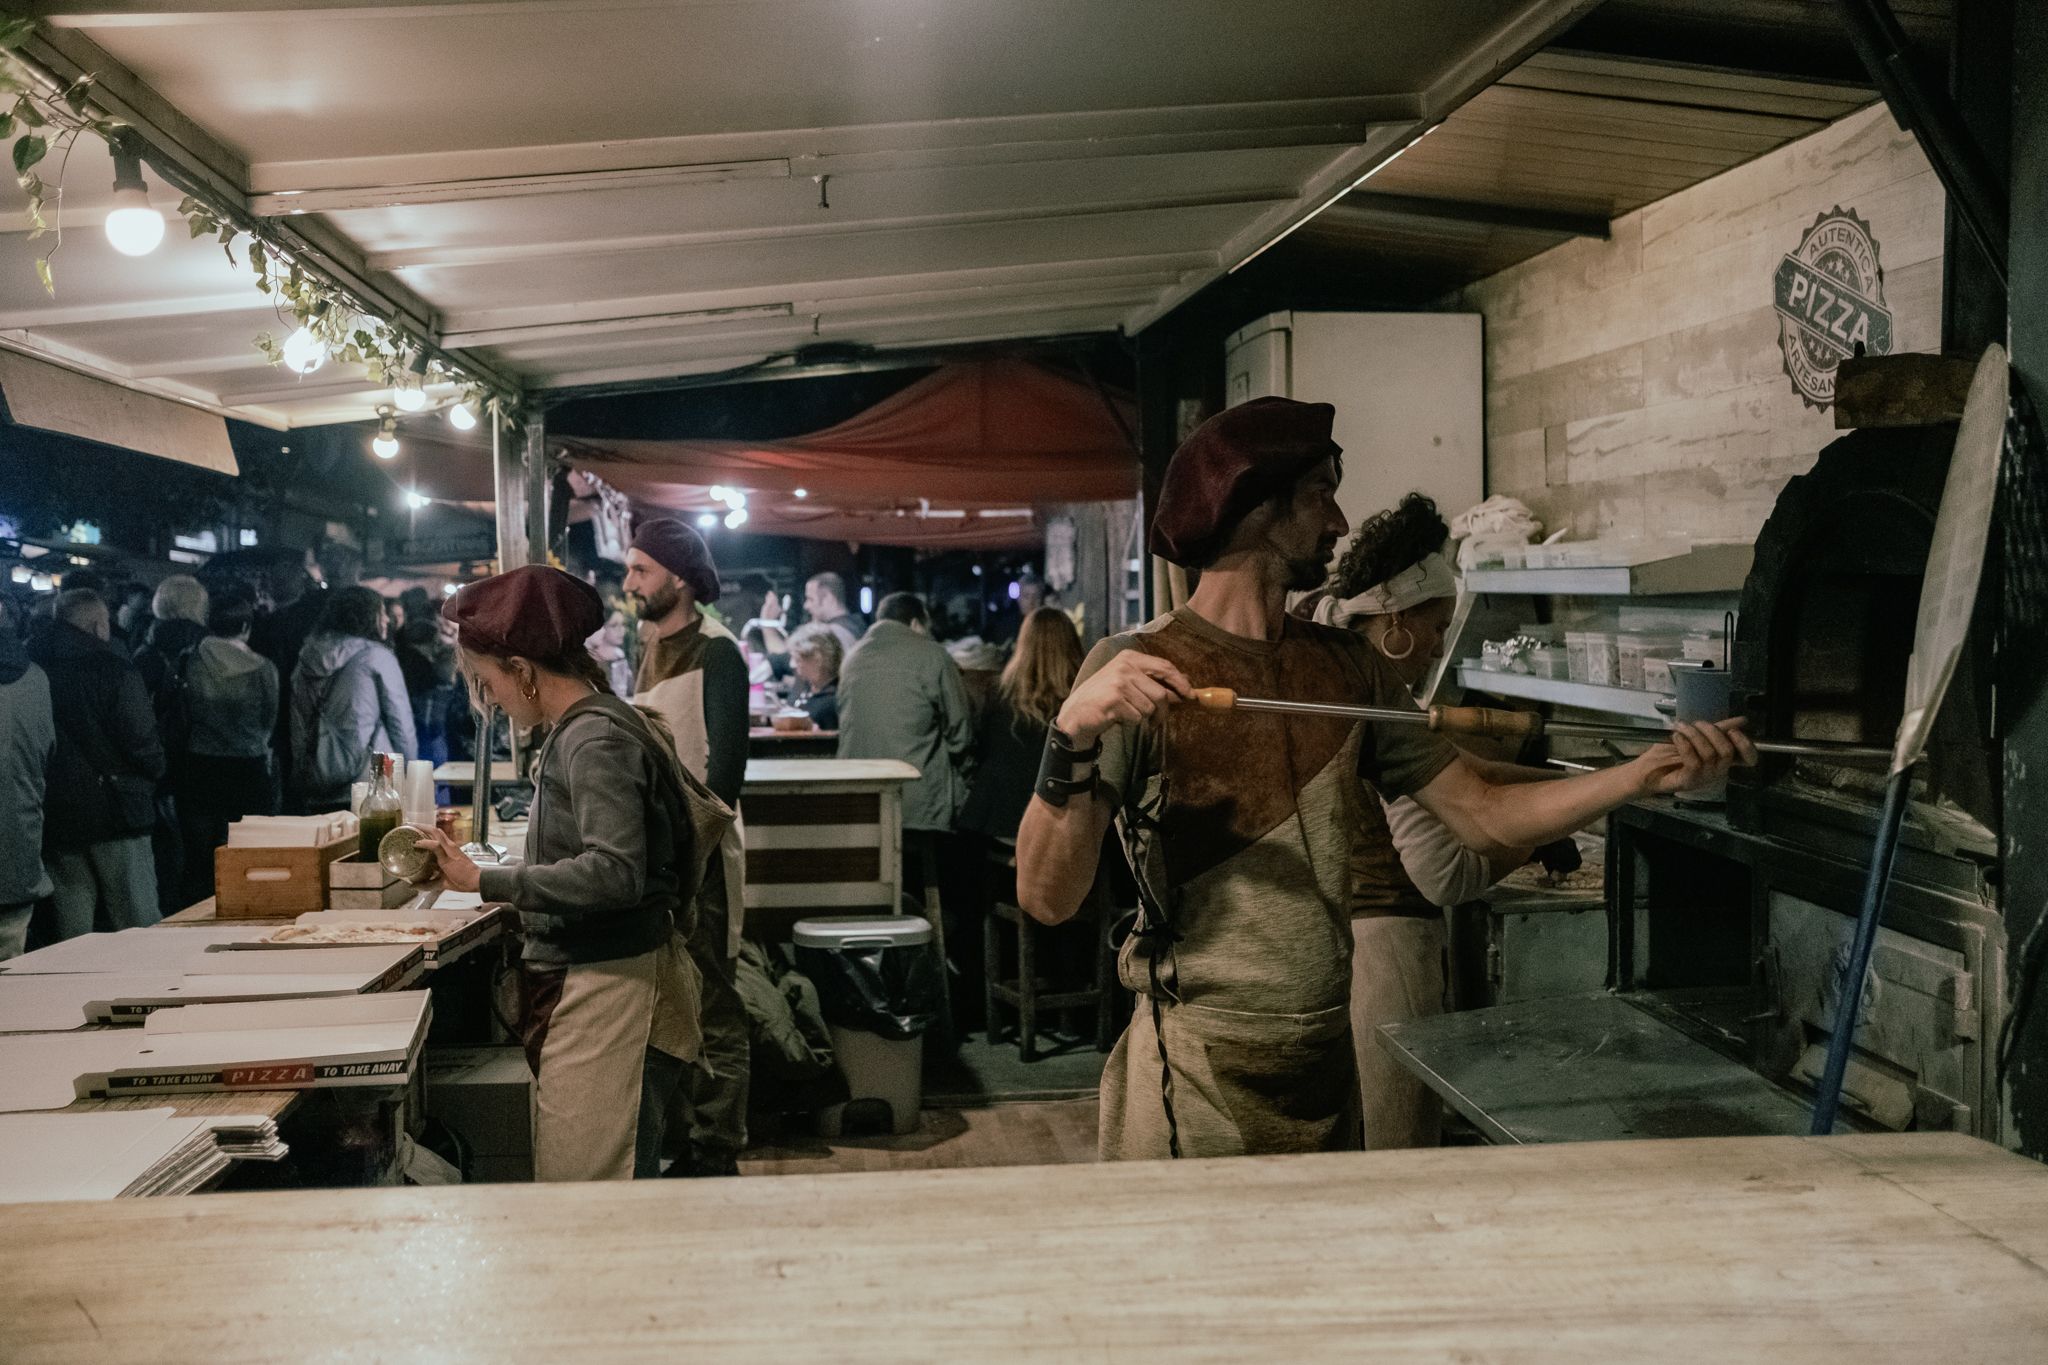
[588, 608, 636, 699]
[786, 624, 842, 730]
[1015, 397, 1751, 1161]
[32, 590, 165, 938]
[420, 565, 704, 1182]
[110, 582, 151, 654]
[399, 586, 434, 630]
[250, 550, 324, 808]
[289, 585, 417, 814]
[134, 575, 210, 916]
[0, 592, 55, 958]
[395, 618, 458, 765]
[838, 592, 976, 951]
[625, 517, 751, 1178]
[316, 539, 363, 591]
[1308, 494, 1570, 1149]
[803, 571, 866, 653]
[384, 596, 407, 641]
[176, 581, 280, 905]
[958, 606, 1085, 843]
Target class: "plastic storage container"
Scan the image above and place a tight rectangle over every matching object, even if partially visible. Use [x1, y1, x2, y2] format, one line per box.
[1616, 632, 1686, 690]
[1566, 630, 1619, 685]
[1683, 632, 1729, 668]
[1642, 656, 1679, 696]
[792, 915, 942, 1137]
[1526, 645, 1569, 680]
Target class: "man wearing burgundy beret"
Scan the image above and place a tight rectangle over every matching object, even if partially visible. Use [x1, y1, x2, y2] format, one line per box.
[1015, 397, 1754, 1161]
[624, 518, 752, 1177]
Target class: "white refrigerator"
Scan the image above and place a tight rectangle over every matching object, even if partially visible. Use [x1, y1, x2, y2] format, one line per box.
[1223, 310, 1485, 537]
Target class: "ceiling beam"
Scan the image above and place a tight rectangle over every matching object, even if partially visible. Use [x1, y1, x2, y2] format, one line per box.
[438, 250, 1214, 338]
[0, 293, 273, 330]
[244, 95, 1412, 194]
[1324, 190, 1611, 239]
[251, 158, 790, 217]
[33, 0, 779, 24]
[362, 187, 1297, 273]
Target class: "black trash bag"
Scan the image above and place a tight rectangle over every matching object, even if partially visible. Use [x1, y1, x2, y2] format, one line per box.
[795, 937, 944, 1042]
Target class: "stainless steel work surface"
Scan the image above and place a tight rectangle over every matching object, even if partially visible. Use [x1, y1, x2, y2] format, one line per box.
[1380, 992, 1823, 1144]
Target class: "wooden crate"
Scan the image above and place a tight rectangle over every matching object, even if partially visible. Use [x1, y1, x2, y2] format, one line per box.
[214, 835, 359, 918]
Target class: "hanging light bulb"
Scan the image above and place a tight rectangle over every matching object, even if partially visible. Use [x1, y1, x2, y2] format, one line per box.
[724, 507, 749, 530]
[371, 413, 400, 460]
[404, 489, 430, 510]
[281, 325, 327, 375]
[393, 349, 430, 411]
[793, 487, 809, 500]
[696, 513, 718, 530]
[708, 485, 732, 503]
[103, 140, 165, 258]
[447, 400, 478, 431]
[720, 488, 747, 510]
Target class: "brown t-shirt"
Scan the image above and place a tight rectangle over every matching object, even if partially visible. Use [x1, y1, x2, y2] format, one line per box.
[1082, 607, 1455, 1016]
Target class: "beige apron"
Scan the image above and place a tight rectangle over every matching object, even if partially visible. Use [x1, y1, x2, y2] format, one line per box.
[633, 633, 747, 960]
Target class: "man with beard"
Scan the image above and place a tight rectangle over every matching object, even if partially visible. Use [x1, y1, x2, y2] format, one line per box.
[624, 518, 751, 1176]
[1015, 398, 1752, 1160]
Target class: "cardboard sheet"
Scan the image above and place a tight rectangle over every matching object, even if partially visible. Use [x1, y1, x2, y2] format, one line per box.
[2, 929, 422, 985]
[0, 993, 431, 1112]
[0, 1108, 282, 1202]
[0, 971, 423, 1032]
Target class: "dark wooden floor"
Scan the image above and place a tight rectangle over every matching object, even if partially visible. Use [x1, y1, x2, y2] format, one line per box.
[740, 1098, 1099, 1176]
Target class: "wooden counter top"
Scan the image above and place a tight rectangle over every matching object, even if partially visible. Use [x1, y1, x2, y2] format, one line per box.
[5, 1133, 2044, 1362]
[744, 757, 919, 786]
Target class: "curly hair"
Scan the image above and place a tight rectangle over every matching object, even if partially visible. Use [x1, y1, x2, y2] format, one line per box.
[1329, 493, 1449, 598]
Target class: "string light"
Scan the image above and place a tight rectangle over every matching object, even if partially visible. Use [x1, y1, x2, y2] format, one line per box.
[404, 490, 430, 510]
[103, 139, 165, 258]
[372, 412, 400, 460]
[447, 401, 478, 431]
[793, 488, 808, 499]
[724, 508, 748, 529]
[708, 485, 732, 502]
[281, 325, 327, 375]
[695, 513, 718, 530]
[392, 385, 428, 413]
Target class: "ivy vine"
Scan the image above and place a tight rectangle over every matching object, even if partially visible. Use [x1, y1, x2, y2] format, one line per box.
[0, 14, 504, 421]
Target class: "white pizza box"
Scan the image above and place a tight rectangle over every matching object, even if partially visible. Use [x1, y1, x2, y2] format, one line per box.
[0, 992, 432, 1112]
[0, 967, 430, 1033]
[0, 930, 424, 992]
[0, 1108, 283, 1202]
[225, 813, 355, 847]
[295, 908, 508, 964]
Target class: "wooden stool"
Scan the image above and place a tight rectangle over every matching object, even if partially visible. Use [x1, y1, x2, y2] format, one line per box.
[984, 838, 1115, 1061]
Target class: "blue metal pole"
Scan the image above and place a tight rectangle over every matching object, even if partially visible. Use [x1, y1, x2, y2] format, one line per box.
[1810, 767, 1915, 1134]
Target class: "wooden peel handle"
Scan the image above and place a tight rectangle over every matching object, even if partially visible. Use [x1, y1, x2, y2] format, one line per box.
[1427, 705, 1545, 740]
[1192, 687, 1238, 710]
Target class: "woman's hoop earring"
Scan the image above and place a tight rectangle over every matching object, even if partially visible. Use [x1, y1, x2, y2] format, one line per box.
[1379, 623, 1417, 661]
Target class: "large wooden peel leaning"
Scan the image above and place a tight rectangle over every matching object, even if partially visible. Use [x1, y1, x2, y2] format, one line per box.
[1807, 343, 2009, 1134]
[1190, 687, 1893, 764]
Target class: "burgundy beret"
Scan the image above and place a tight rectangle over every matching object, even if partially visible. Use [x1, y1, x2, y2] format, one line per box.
[630, 517, 721, 605]
[1148, 397, 1342, 567]
[441, 565, 604, 659]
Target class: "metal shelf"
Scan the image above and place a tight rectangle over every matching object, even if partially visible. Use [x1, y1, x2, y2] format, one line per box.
[1454, 665, 1670, 720]
[1465, 543, 1754, 597]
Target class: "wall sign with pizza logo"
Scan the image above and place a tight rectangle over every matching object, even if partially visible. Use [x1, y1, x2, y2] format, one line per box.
[1773, 206, 1894, 409]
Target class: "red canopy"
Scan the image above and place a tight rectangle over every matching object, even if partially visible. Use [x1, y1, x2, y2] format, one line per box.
[558, 359, 1138, 549]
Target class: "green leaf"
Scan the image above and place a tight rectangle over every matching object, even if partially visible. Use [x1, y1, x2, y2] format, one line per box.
[248, 241, 267, 275]
[254, 274, 270, 294]
[188, 214, 212, 239]
[60, 76, 92, 116]
[11, 133, 45, 175]
[0, 18, 37, 50]
[35, 256, 53, 297]
[217, 222, 235, 245]
[12, 98, 44, 129]
[0, 112, 13, 141]
[176, 195, 198, 217]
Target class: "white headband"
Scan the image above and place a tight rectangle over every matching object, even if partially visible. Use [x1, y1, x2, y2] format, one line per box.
[1312, 551, 1456, 626]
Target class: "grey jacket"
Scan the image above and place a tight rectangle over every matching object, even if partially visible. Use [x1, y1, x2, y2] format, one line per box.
[479, 695, 691, 966]
[187, 636, 279, 760]
[0, 639, 54, 904]
[835, 620, 974, 832]
[289, 631, 417, 808]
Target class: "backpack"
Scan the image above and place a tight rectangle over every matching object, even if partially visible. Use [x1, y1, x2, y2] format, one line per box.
[146, 641, 201, 761]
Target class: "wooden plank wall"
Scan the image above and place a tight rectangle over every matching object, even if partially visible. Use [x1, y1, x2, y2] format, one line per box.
[1449, 104, 1945, 542]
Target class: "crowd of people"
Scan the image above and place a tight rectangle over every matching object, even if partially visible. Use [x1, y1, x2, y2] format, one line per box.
[0, 550, 468, 952]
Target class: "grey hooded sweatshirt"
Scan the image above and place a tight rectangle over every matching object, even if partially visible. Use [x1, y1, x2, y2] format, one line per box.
[187, 635, 279, 760]
[290, 631, 417, 808]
